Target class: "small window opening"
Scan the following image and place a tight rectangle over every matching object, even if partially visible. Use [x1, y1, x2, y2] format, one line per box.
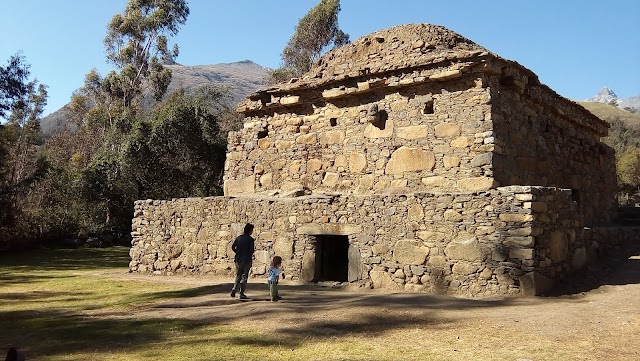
[257, 129, 268, 139]
[422, 100, 434, 114]
[544, 121, 550, 132]
[571, 189, 581, 209]
[330, 118, 338, 127]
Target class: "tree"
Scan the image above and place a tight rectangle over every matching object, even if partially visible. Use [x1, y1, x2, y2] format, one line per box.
[618, 148, 640, 190]
[100, 0, 189, 111]
[0, 54, 48, 243]
[269, 0, 349, 82]
[0, 53, 31, 120]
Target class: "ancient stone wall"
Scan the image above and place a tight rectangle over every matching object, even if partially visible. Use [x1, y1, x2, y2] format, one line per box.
[490, 78, 617, 226]
[225, 74, 497, 197]
[131, 186, 590, 297]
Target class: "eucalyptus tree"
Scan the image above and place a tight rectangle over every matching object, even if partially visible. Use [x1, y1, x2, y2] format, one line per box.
[269, 0, 349, 83]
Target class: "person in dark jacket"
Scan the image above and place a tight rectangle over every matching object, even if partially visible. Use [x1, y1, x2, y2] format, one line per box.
[230, 223, 255, 300]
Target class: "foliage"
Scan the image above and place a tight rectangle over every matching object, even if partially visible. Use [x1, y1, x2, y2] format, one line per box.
[0, 53, 31, 119]
[0, 54, 49, 246]
[268, 0, 349, 83]
[102, 0, 189, 109]
[617, 148, 640, 190]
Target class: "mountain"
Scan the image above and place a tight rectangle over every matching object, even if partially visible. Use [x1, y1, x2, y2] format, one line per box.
[40, 60, 270, 135]
[584, 87, 640, 113]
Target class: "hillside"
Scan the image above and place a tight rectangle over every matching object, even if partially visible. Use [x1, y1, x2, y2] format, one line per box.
[40, 60, 270, 135]
[577, 101, 640, 129]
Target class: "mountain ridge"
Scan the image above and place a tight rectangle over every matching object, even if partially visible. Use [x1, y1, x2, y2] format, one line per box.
[40, 60, 270, 135]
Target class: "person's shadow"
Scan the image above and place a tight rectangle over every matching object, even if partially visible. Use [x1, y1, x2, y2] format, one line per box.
[5, 348, 25, 361]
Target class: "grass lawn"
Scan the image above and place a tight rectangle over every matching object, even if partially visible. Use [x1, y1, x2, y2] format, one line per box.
[1, 248, 442, 361]
[1, 247, 638, 361]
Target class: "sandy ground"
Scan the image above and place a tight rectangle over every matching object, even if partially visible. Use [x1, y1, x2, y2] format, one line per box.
[90, 242, 640, 360]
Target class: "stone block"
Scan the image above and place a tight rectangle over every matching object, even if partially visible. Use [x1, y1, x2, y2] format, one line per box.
[444, 234, 484, 261]
[393, 239, 430, 265]
[301, 250, 316, 282]
[323, 172, 340, 187]
[364, 120, 394, 138]
[370, 270, 402, 290]
[470, 153, 492, 167]
[408, 204, 424, 221]
[296, 224, 362, 235]
[444, 209, 463, 222]
[427, 255, 448, 268]
[530, 202, 549, 212]
[259, 173, 273, 187]
[549, 231, 569, 262]
[416, 231, 446, 242]
[450, 136, 470, 148]
[224, 175, 255, 196]
[397, 125, 428, 139]
[499, 213, 533, 222]
[518, 271, 555, 296]
[434, 123, 461, 138]
[430, 69, 462, 80]
[456, 177, 498, 192]
[372, 244, 389, 255]
[443, 155, 460, 169]
[296, 133, 317, 145]
[504, 236, 534, 247]
[385, 146, 435, 174]
[274, 237, 294, 259]
[254, 250, 271, 264]
[307, 158, 323, 173]
[348, 244, 363, 282]
[319, 130, 345, 145]
[349, 152, 367, 173]
[452, 262, 479, 275]
[572, 247, 587, 270]
[509, 248, 534, 259]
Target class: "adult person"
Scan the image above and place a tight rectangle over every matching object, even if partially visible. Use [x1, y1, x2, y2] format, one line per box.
[230, 223, 255, 300]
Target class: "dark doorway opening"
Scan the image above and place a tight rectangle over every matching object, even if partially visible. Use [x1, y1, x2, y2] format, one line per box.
[315, 235, 349, 282]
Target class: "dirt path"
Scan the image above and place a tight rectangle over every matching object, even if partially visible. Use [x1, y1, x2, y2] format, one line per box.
[91, 243, 640, 360]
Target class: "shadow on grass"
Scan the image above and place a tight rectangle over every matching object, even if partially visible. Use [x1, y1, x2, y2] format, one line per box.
[0, 247, 130, 273]
[0, 308, 221, 358]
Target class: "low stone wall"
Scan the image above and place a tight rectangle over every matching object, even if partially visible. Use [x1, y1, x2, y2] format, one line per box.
[130, 186, 599, 297]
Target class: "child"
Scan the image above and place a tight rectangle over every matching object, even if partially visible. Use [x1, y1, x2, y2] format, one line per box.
[267, 256, 284, 302]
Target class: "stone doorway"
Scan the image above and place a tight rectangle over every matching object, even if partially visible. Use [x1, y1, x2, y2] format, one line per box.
[315, 235, 349, 282]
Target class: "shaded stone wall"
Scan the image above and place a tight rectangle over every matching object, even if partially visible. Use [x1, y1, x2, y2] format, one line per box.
[130, 186, 587, 297]
[490, 79, 617, 226]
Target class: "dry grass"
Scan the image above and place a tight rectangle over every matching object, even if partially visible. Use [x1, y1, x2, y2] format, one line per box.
[1, 247, 639, 360]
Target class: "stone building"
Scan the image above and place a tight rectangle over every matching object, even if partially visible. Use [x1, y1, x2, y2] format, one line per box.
[130, 24, 621, 296]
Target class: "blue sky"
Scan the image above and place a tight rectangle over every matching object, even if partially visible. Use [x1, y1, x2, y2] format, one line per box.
[1, 0, 638, 116]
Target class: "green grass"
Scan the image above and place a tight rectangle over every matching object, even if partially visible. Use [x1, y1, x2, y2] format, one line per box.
[0, 248, 442, 361]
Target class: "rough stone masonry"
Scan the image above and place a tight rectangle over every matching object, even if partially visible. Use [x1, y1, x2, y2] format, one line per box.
[130, 24, 625, 296]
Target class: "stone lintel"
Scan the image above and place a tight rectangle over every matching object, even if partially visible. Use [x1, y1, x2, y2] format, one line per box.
[296, 223, 362, 235]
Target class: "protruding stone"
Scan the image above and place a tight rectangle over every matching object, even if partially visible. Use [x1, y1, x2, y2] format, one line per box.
[386, 146, 435, 174]
[444, 234, 484, 261]
[224, 175, 255, 195]
[457, 177, 498, 191]
[549, 231, 569, 262]
[393, 239, 430, 265]
[349, 152, 367, 173]
[434, 123, 461, 137]
[397, 125, 428, 139]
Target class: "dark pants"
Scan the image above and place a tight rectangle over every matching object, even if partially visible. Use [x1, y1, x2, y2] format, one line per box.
[268, 280, 278, 299]
[232, 262, 251, 294]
